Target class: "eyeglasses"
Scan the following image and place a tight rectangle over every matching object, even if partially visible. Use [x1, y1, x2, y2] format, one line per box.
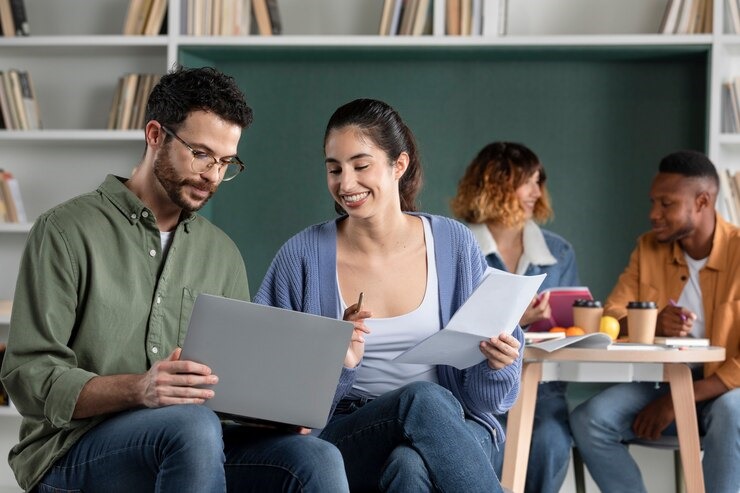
[161, 125, 244, 182]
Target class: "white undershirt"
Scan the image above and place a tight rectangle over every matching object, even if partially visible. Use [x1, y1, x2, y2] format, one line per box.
[677, 252, 707, 339]
[160, 230, 174, 258]
[337, 216, 439, 399]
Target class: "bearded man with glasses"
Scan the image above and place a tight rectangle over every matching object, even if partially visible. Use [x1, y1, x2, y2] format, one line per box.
[0, 66, 348, 493]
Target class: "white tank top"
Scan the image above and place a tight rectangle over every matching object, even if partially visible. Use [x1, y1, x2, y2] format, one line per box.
[337, 216, 440, 399]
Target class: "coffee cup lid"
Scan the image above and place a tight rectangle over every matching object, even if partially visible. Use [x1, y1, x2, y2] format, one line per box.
[573, 299, 602, 308]
[626, 301, 657, 309]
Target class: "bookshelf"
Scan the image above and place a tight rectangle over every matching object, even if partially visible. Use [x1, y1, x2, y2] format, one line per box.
[0, 1, 732, 491]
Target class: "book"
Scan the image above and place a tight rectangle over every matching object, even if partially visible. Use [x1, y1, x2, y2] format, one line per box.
[654, 336, 709, 347]
[528, 332, 612, 352]
[524, 331, 565, 344]
[0, 70, 20, 129]
[123, 0, 147, 34]
[446, 0, 460, 35]
[728, 0, 740, 34]
[252, 0, 272, 36]
[659, 0, 683, 33]
[379, 0, 395, 35]
[0, 176, 8, 221]
[0, 0, 15, 37]
[117, 73, 139, 130]
[9, 0, 27, 36]
[718, 166, 739, 224]
[0, 299, 11, 317]
[143, 0, 167, 35]
[411, 0, 430, 36]
[0, 71, 13, 129]
[0, 169, 26, 223]
[482, 0, 502, 37]
[726, 169, 740, 220]
[7, 69, 28, 130]
[266, 0, 282, 35]
[460, 0, 471, 35]
[733, 171, 740, 214]
[528, 286, 594, 332]
[18, 71, 40, 130]
[394, 269, 545, 369]
[389, 0, 404, 35]
[676, 0, 696, 34]
[399, 0, 418, 35]
[0, 171, 18, 222]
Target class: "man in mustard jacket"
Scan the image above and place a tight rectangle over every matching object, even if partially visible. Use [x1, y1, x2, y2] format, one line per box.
[570, 150, 740, 493]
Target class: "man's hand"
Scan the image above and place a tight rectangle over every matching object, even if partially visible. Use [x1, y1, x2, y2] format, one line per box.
[140, 348, 219, 408]
[656, 305, 696, 337]
[632, 394, 675, 440]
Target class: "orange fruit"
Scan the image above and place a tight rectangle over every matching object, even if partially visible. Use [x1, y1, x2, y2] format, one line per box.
[549, 327, 567, 333]
[600, 315, 620, 340]
[565, 326, 585, 336]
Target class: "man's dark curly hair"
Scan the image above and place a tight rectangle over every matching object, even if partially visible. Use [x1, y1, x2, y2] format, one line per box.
[145, 66, 253, 131]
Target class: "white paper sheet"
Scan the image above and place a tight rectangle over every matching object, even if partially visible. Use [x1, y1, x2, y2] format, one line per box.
[393, 269, 545, 369]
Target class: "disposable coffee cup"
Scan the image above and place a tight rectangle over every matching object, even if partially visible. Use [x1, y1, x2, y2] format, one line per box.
[626, 301, 658, 344]
[572, 299, 603, 333]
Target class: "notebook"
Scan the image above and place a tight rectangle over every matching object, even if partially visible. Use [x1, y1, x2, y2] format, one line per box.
[528, 286, 593, 332]
[180, 294, 354, 429]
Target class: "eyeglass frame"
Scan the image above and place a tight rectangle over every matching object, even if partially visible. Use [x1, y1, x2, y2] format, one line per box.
[160, 125, 245, 181]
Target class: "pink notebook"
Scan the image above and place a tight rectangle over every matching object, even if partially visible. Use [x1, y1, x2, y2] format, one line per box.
[528, 287, 593, 332]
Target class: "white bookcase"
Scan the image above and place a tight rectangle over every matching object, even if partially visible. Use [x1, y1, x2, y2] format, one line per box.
[0, 0, 731, 491]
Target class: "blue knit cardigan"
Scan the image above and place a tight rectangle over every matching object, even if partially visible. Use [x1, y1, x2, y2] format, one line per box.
[254, 213, 524, 444]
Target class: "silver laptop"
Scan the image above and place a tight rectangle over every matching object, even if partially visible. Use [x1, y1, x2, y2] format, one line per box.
[180, 294, 353, 429]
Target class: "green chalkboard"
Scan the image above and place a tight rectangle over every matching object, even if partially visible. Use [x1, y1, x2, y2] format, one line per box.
[180, 45, 708, 300]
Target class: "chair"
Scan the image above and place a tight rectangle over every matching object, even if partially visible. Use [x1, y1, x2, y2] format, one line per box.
[572, 436, 702, 493]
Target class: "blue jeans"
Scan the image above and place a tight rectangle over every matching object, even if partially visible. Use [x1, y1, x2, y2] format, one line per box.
[36, 405, 349, 493]
[492, 382, 572, 493]
[570, 381, 740, 493]
[319, 381, 502, 493]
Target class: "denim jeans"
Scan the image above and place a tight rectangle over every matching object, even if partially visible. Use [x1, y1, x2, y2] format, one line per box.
[319, 381, 503, 493]
[492, 382, 572, 493]
[36, 404, 349, 493]
[570, 381, 740, 493]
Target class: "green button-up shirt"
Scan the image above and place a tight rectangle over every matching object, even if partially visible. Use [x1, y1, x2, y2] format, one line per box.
[0, 175, 249, 490]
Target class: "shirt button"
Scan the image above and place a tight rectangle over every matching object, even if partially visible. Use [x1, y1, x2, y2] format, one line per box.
[156, 296, 161, 304]
[149, 249, 156, 257]
[142, 211, 149, 218]
[151, 346, 158, 354]
[130, 213, 137, 219]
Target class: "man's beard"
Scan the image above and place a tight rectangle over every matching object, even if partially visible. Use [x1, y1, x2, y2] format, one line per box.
[655, 220, 694, 244]
[153, 153, 215, 213]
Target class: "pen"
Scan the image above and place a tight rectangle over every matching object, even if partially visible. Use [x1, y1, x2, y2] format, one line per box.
[669, 299, 688, 322]
[355, 292, 364, 314]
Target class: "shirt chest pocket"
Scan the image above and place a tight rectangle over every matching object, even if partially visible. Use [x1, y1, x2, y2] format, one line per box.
[179, 287, 198, 347]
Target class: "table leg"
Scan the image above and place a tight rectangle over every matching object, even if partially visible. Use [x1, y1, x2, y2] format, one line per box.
[664, 363, 704, 493]
[502, 362, 541, 493]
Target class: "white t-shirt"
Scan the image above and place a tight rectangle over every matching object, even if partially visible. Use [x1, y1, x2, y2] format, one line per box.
[338, 216, 439, 399]
[677, 252, 707, 339]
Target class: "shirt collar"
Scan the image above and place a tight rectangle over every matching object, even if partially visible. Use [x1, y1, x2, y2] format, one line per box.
[668, 213, 733, 271]
[468, 220, 557, 267]
[98, 174, 197, 232]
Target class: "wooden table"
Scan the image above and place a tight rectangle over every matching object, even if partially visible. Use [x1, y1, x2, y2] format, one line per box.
[501, 345, 726, 493]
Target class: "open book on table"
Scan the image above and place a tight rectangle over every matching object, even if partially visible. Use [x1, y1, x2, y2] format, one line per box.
[529, 332, 674, 352]
[528, 286, 593, 332]
[393, 268, 545, 369]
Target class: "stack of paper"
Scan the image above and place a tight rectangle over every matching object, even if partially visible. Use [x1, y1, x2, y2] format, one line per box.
[394, 269, 545, 369]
